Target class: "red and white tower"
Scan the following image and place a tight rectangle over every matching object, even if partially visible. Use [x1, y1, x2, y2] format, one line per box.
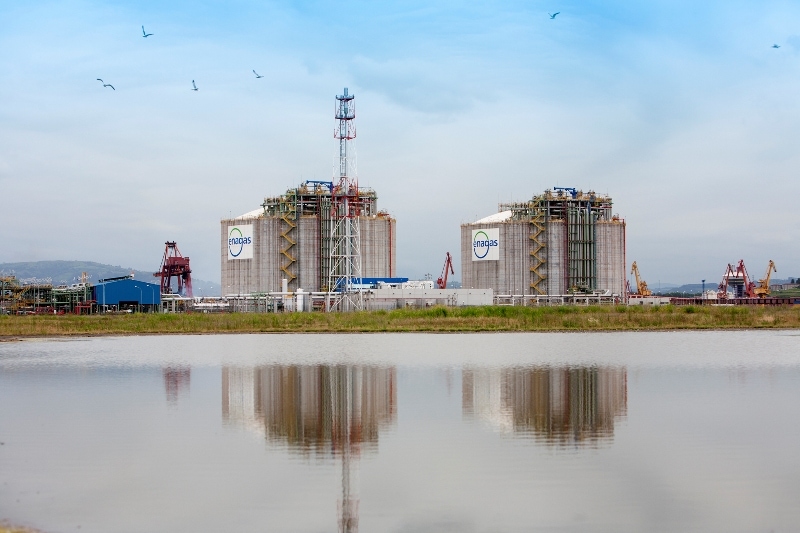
[326, 88, 364, 311]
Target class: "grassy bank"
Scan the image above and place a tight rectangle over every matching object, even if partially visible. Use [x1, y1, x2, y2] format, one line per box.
[0, 524, 42, 533]
[2, 305, 800, 337]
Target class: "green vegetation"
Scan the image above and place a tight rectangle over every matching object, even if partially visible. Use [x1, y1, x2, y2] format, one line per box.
[2, 305, 800, 337]
[771, 288, 800, 298]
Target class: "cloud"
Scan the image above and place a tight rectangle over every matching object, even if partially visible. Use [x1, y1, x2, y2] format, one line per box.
[350, 56, 475, 116]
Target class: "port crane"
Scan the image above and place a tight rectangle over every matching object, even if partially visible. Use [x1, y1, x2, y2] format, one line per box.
[154, 241, 193, 297]
[630, 262, 652, 296]
[718, 259, 756, 299]
[436, 252, 454, 289]
[754, 260, 777, 298]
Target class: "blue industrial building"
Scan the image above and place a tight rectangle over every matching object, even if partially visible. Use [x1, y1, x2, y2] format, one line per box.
[93, 278, 161, 312]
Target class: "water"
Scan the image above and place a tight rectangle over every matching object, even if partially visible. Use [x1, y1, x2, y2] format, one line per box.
[1, 332, 799, 533]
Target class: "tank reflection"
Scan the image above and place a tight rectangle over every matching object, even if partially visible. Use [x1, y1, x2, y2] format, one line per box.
[222, 365, 396, 533]
[462, 366, 627, 446]
[163, 367, 190, 404]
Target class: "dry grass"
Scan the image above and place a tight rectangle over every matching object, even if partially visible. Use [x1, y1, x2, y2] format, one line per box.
[2, 305, 800, 337]
[0, 524, 44, 533]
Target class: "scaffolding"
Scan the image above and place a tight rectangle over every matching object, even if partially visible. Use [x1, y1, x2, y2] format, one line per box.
[0, 275, 94, 314]
[528, 197, 547, 295]
[279, 192, 298, 288]
[495, 188, 619, 296]
[0, 276, 24, 314]
[261, 183, 380, 296]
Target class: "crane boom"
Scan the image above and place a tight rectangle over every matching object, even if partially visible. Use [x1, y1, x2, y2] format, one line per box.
[437, 252, 454, 289]
[630, 261, 652, 296]
[717, 259, 757, 299]
[754, 260, 777, 298]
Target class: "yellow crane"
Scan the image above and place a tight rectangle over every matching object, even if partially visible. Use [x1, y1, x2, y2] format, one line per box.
[630, 262, 652, 296]
[754, 260, 777, 298]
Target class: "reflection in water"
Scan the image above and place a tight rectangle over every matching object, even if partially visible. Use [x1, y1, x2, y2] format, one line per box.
[462, 366, 627, 445]
[222, 365, 396, 533]
[163, 367, 191, 404]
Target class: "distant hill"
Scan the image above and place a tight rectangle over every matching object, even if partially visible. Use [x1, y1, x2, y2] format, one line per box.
[0, 261, 220, 296]
[653, 283, 706, 295]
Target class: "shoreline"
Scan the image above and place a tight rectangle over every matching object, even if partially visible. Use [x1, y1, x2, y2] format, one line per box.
[2, 305, 799, 337]
[3, 327, 800, 342]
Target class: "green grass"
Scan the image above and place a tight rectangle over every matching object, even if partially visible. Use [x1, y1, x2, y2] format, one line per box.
[2, 304, 800, 337]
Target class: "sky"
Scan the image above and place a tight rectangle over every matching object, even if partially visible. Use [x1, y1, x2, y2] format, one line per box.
[1, 0, 799, 285]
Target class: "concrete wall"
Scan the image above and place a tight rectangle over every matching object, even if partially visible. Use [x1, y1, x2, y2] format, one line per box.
[461, 222, 530, 295]
[461, 218, 626, 297]
[361, 217, 396, 278]
[546, 221, 566, 295]
[222, 215, 395, 295]
[596, 220, 626, 296]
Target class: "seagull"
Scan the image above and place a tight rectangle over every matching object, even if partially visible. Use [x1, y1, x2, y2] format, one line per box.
[142, 25, 153, 38]
[253, 69, 264, 78]
[191, 80, 198, 91]
[549, 12, 560, 19]
[772, 44, 781, 48]
[103, 83, 115, 90]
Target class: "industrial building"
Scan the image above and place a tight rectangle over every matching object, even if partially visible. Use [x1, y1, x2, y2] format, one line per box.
[461, 187, 626, 299]
[94, 277, 161, 312]
[220, 185, 396, 295]
[221, 88, 396, 310]
[0, 274, 160, 314]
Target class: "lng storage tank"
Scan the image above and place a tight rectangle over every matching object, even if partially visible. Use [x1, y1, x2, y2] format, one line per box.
[220, 183, 396, 295]
[461, 187, 626, 297]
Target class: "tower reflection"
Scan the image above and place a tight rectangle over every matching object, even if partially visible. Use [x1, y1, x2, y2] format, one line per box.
[163, 367, 190, 405]
[462, 366, 627, 446]
[222, 364, 397, 532]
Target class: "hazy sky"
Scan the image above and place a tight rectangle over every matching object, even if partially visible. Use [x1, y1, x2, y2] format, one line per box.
[2, 0, 799, 285]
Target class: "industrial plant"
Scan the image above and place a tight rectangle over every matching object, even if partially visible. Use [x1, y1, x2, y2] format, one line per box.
[461, 187, 626, 303]
[220, 88, 396, 311]
[0, 242, 194, 314]
[4, 85, 798, 316]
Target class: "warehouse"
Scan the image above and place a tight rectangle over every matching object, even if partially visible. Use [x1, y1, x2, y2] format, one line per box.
[461, 188, 626, 298]
[93, 277, 161, 312]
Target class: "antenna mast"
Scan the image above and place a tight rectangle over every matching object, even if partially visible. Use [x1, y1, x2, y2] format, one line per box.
[326, 88, 364, 311]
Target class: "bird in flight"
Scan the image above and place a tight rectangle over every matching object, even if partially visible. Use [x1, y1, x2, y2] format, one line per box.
[142, 25, 153, 38]
[772, 44, 781, 48]
[253, 69, 264, 79]
[549, 12, 560, 19]
[191, 80, 199, 91]
[103, 83, 115, 90]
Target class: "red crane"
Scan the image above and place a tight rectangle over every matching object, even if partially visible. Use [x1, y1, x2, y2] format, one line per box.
[154, 241, 193, 297]
[436, 252, 454, 289]
[717, 259, 755, 299]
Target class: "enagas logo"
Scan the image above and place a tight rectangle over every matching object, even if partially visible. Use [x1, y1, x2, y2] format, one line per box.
[227, 225, 253, 260]
[472, 228, 499, 261]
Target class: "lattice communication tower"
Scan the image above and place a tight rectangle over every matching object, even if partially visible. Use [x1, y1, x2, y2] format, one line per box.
[325, 88, 364, 311]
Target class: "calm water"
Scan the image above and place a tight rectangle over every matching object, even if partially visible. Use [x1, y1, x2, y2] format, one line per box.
[1, 332, 799, 533]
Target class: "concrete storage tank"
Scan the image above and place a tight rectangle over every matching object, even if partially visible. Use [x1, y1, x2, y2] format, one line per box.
[461, 188, 625, 299]
[221, 183, 396, 296]
[221, 87, 396, 303]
